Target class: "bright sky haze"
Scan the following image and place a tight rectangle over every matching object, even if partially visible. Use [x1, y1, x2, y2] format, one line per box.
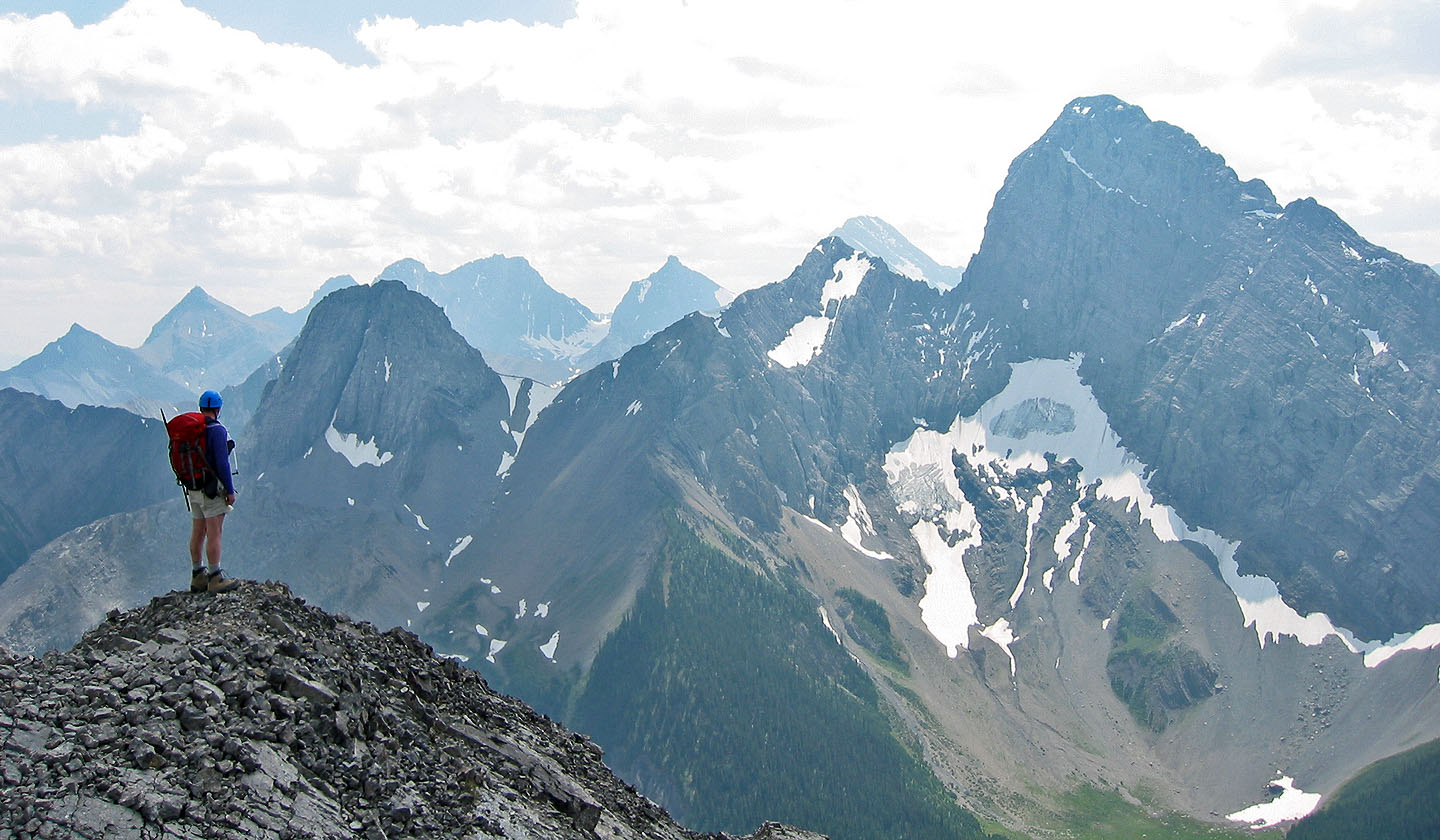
[0, 0, 1436, 368]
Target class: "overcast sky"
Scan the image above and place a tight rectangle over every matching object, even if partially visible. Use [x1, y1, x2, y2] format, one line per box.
[0, 0, 1436, 367]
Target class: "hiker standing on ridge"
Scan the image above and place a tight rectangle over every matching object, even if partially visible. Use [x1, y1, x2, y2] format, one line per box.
[186, 390, 239, 593]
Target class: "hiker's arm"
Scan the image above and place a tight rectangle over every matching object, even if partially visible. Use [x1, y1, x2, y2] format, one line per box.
[208, 424, 236, 496]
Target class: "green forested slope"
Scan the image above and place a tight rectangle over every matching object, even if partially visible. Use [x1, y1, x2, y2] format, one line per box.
[1287, 737, 1440, 840]
[572, 514, 993, 840]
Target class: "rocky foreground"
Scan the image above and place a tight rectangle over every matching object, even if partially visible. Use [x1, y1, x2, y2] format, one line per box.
[0, 581, 825, 840]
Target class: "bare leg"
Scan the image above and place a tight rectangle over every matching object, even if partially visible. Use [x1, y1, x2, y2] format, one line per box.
[189, 518, 207, 566]
[204, 513, 226, 569]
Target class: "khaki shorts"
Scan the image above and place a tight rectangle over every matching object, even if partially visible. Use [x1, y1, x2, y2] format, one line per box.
[187, 487, 234, 520]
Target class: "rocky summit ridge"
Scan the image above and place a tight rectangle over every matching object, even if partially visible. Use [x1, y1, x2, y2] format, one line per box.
[0, 581, 824, 840]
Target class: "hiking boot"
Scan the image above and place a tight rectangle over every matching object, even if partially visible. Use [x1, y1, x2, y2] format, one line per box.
[190, 568, 209, 593]
[207, 569, 239, 593]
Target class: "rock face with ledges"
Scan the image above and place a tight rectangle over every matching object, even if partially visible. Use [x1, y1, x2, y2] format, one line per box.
[0, 581, 825, 840]
[962, 94, 1440, 639]
[245, 280, 514, 539]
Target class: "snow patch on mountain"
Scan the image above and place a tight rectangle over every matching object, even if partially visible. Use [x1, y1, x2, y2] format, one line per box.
[540, 631, 560, 661]
[1360, 328, 1387, 356]
[1363, 623, 1440, 670]
[1225, 775, 1321, 828]
[324, 415, 394, 467]
[887, 354, 1440, 671]
[768, 254, 872, 368]
[1070, 521, 1095, 585]
[1054, 499, 1084, 567]
[840, 485, 893, 560]
[952, 358, 1349, 649]
[446, 535, 473, 567]
[830, 216, 963, 290]
[819, 607, 842, 644]
[885, 432, 983, 657]
[502, 376, 524, 414]
[821, 254, 871, 307]
[768, 317, 831, 368]
[889, 355, 1440, 668]
[1009, 483, 1050, 609]
[980, 618, 1017, 677]
[402, 504, 430, 531]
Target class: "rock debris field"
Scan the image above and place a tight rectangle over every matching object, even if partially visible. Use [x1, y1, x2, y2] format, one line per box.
[0, 580, 824, 840]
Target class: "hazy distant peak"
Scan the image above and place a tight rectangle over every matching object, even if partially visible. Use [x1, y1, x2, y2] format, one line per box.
[829, 216, 963, 290]
[61, 322, 99, 339]
[1060, 93, 1145, 121]
[376, 258, 430, 285]
[176, 285, 217, 306]
[307, 274, 355, 307]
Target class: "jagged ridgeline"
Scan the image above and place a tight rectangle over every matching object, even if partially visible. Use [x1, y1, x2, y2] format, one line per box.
[0, 582, 828, 840]
[6, 90, 1440, 840]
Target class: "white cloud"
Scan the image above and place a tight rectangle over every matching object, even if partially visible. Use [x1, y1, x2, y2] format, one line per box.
[0, 0, 1437, 364]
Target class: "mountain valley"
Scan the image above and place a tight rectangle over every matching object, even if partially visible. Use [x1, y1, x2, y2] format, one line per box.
[2, 94, 1438, 839]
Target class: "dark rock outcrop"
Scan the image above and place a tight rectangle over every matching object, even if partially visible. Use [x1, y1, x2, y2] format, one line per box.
[0, 581, 825, 840]
[244, 279, 515, 538]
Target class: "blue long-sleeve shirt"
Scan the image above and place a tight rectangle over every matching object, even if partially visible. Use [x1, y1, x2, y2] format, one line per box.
[205, 419, 235, 496]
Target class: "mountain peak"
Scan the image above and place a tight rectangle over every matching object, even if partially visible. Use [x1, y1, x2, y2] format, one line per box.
[306, 274, 356, 308]
[572, 256, 730, 368]
[176, 285, 216, 307]
[378, 257, 429, 282]
[829, 217, 962, 290]
[1060, 93, 1146, 121]
[152, 286, 244, 326]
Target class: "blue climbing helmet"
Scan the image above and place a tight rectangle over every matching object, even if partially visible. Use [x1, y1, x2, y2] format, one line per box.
[198, 390, 223, 410]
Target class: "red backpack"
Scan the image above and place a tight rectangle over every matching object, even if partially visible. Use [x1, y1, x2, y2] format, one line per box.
[166, 412, 214, 492]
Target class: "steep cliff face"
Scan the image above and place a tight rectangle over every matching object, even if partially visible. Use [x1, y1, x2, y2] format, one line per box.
[245, 280, 514, 539]
[961, 94, 1440, 640]
[0, 581, 826, 840]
